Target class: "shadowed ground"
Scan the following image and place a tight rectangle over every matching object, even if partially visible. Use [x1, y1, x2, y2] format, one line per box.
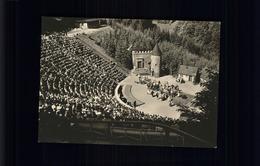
[122, 84, 145, 106]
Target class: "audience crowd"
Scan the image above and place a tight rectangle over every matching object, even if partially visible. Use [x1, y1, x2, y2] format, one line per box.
[39, 33, 178, 128]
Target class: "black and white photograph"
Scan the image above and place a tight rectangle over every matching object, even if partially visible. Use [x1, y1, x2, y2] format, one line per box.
[38, 17, 220, 148]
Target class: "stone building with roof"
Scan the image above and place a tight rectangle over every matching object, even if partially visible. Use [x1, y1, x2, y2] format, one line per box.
[132, 44, 162, 77]
[177, 65, 199, 83]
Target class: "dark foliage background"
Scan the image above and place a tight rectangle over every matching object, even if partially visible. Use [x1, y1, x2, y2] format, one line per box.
[41, 17, 77, 34]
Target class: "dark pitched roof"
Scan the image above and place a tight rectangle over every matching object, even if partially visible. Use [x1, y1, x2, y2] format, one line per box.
[152, 44, 162, 56]
[178, 65, 198, 76]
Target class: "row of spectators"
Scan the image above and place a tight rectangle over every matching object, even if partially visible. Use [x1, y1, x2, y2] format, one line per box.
[39, 92, 178, 125]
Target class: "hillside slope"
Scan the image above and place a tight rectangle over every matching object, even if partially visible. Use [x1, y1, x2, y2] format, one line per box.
[155, 21, 221, 61]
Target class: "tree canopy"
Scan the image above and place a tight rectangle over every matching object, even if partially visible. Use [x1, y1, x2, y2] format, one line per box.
[178, 70, 219, 144]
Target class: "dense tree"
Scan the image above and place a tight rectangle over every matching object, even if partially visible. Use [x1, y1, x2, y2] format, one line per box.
[194, 70, 219, 115]
[178, 70, 219, 144]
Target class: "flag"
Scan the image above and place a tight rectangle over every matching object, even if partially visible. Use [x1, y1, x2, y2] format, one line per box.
[127, 44, 133, 51]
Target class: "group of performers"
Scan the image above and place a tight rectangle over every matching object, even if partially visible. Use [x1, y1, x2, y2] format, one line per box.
[137, 75, 186, 106]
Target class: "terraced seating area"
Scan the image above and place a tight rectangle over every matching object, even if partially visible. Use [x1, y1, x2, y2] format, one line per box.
[40, 33, 127, 121]
[39, 33, 180, 133]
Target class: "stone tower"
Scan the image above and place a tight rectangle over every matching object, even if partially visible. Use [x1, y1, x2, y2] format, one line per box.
[150, 44, 162, 77]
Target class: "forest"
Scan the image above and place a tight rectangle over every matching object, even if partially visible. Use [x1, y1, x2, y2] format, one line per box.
[92, 19, 220, 75]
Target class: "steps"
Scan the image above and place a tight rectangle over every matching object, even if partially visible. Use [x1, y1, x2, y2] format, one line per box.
[132, 68, 151, 75]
